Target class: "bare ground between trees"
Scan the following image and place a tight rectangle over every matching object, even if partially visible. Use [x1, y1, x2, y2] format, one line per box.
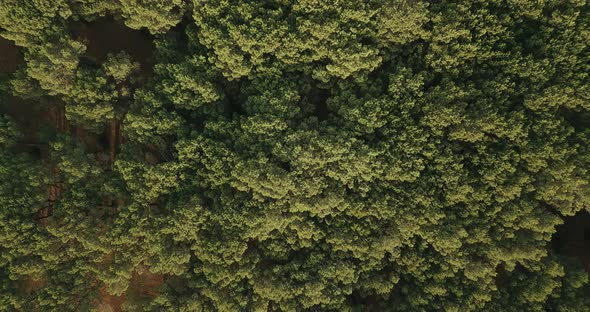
[96, 269, 165, 312]
[552, 211, 590, 272]
[0, 37, 21, 72]
[1, 24, 164, 309]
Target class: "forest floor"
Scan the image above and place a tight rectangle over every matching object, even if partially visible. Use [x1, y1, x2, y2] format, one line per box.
[552, 211, 590, 272]
[71, 18, 155, 77]
[96, 269, 165, 312]
[0, 37, 21, 72]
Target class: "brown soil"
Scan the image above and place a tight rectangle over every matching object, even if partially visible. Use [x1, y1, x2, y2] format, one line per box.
[68, 18, 153, 162]
[3, 21, 153, 312]
[128, 268, 165, 299]
[97, 286, 126, 312]
[71, 19, 155, 76]
[552, 211, 590, 272]
[1, 99, 45, 139]
[95, 267, 165, 312]
[17, 276, 45, 295]
[0, 37, 22, 73]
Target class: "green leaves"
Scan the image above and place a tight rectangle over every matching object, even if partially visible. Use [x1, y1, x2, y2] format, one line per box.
[155, 54, 223, 110]
[24, 33, 85, 96]
[192, 0, 428, 81]
[0, 115, 19, 147]
[120, 0, 186, 34]
[0, 0, 589, 310]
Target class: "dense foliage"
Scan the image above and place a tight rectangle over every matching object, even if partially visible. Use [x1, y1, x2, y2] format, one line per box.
[0, 0, 589, 311]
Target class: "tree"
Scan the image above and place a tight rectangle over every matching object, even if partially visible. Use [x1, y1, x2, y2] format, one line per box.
[191, 0, 428, 81]
[120, 0, 186, 34]
[1, 0, 589, 310]
[67, 52, 140, 128]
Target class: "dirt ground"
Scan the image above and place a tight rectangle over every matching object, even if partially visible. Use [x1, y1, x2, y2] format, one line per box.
[2, 21, 165, 311]
[552, 211, 590, 272]
[71, 18, 155, 76]
[17, 276, 45, 295]
[97, 286, 126, 312]
[0, 37, 22, 73]
[96, 268, 165, 312]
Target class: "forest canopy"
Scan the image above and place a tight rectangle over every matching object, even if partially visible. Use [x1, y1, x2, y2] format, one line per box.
[0, 0, 589, 311]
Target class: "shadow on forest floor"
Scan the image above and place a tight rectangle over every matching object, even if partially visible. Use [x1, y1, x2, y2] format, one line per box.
[0, 37, 54, 151]
[71, 18, 155, 77]
[0, 37, 22, 73]
[552, 211, 590, 272]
